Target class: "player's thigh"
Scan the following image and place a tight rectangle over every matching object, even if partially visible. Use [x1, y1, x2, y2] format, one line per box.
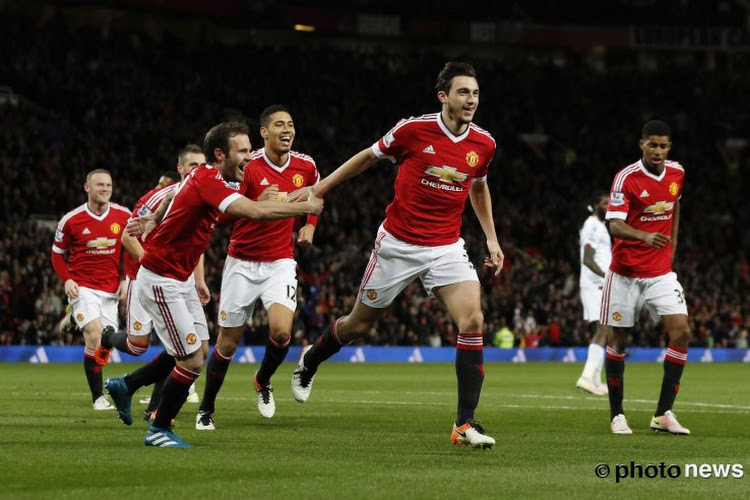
[433, 280, 482, 328]
[135, 270, 204, 358]
[70, 287, 118, 329]
[125, 277, 152, 337]
[580, 284, 603, 322]
[600, 272, 640, 328]
[421, 238, 479, 301]
[218, 256, 262, 328]
[358, 230, 426, 308]
[642, 272, 688, 317]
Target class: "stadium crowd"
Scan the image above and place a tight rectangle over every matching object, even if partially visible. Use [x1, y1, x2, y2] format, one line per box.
[1, 14, 749, 350]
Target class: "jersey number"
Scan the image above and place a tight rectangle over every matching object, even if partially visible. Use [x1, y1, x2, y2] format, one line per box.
[674, 289, 685, 304]
[287, 285, 297, 301]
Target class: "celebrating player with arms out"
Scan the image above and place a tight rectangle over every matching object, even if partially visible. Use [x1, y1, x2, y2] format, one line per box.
[288, 62, 502, 449]
[602, 120, 692, 435]
[196, 105, 320, 429]
[105, 122, 323, 447]
[51, 169, 131, 410]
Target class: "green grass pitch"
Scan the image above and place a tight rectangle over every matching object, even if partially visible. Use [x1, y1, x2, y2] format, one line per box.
[1, 362, 748, 499]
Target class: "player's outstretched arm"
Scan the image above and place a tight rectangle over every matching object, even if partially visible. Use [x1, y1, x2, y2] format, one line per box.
[287, 148, 379, 201]
[121, 229, 145, 261]
[225, 194, 323, 220]
[608, 219, 671, 248]
[469, 180, 504, 275]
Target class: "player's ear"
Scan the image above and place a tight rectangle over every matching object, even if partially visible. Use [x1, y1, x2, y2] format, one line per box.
[260, 127, 268, 140]
[437, 90, 447, 104]
[214, 147, 225, 162]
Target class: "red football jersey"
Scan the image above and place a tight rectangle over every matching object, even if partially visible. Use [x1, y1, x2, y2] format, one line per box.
[52, 202, 131, 293]
[606, 159, 685, 278]
[228, 149, 319, 262]
[140, 164, 243, 281]
[123, 184, 177, 279]
[372, 113, 496, 246]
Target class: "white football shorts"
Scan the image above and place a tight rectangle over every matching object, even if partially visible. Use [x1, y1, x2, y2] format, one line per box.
[125, 276, 152, 337]
[358, 225, 479, 308]
[600, 271, 687, 327]
[135, 267, 208, 358]
[69, 286, 119, 330]
[219, 257, 298, 328]
[579, 282, 604, 323]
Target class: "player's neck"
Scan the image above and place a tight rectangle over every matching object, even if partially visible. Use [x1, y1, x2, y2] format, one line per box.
[264, 147, 288, 167]
[87, 200, 109, 215]
[440, 109, 470, 135]
[642, 158, 664, 175]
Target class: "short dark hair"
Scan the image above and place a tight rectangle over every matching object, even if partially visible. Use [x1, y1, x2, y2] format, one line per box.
[203, 122, 249, 163]
[642, 120, 671, 139]
[159, 170, 181, 184]
[86, 168, 111, 183]
[435, 62, 477, 94]
[588, 191, 609, 213]
[177, 143, 203, 165]
[260, 105, 291, 128]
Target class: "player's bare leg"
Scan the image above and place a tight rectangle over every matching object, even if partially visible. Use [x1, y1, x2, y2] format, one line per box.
[577, 322, 611, 395]
[435, 281, 494, 449]
[253, 304, 293, 418]
[197, 326, 242, 428]
[651, 314, 691, 434]
[81, 317, 112, 409]
[292, 300, 384, 402]
[605, 326, 630, 433]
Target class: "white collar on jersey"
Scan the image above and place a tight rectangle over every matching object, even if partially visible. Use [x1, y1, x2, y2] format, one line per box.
[261, 148, 291, 173]
[637, 159, 667, 182]
[437, 113, 471, 143]
[84, 202, 111, 221]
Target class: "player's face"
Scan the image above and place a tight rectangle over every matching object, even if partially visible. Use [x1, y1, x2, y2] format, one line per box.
[84, 173, 112, 205]
[439, 76, 479, 125]
[261, 111, 295, 155]
[220, 134, 252, 182]
[595, 196, 608, 220]
[177, 152, 206, 179]
[640, 135, 671, 170]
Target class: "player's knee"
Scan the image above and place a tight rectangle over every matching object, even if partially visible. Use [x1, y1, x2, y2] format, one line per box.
[670, 327, 691, 348]
[346, 318, 374, 337]
[270, 330, 291, 345]
[459, 310, 484, 333]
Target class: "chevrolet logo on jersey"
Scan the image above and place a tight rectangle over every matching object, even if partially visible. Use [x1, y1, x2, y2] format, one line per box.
[643, 201, 674, 214]
[86, 237, 117, 248]
[425, 166, 468, 183]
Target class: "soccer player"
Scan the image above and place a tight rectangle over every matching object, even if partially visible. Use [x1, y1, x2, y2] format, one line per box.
[287, 62, 502, 449]
[105, 122, 323, 447]
[196, 105, 320, 429]
[51, 169, 131, 410]
[601, 120, 691, 435]
[105, 145, 206, 420]
[575, 193, 612, 396]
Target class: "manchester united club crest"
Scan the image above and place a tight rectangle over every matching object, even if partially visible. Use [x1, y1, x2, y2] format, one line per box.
[76, 313, 84, 323]
[465, 150, 479, 168]
[612, 312, 622, 323]
[220, 311, 227, 322]
[366, 290, 378, 301]
[186, 333, 197, 345]
[669, 182, 679, 196]
[292, 174, 304, 188]
[110, 222, 122, 235]
[133, 321, 142, 331]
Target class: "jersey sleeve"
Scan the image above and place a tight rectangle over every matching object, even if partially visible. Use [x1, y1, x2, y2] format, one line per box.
[371, 118, 410, 163]
[605, 178, 630, 221]
[52, 217, 72, 255]
[199, 170, 243, 213]
[306, 162, 321, 227]
[473, 143, 496, 182]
